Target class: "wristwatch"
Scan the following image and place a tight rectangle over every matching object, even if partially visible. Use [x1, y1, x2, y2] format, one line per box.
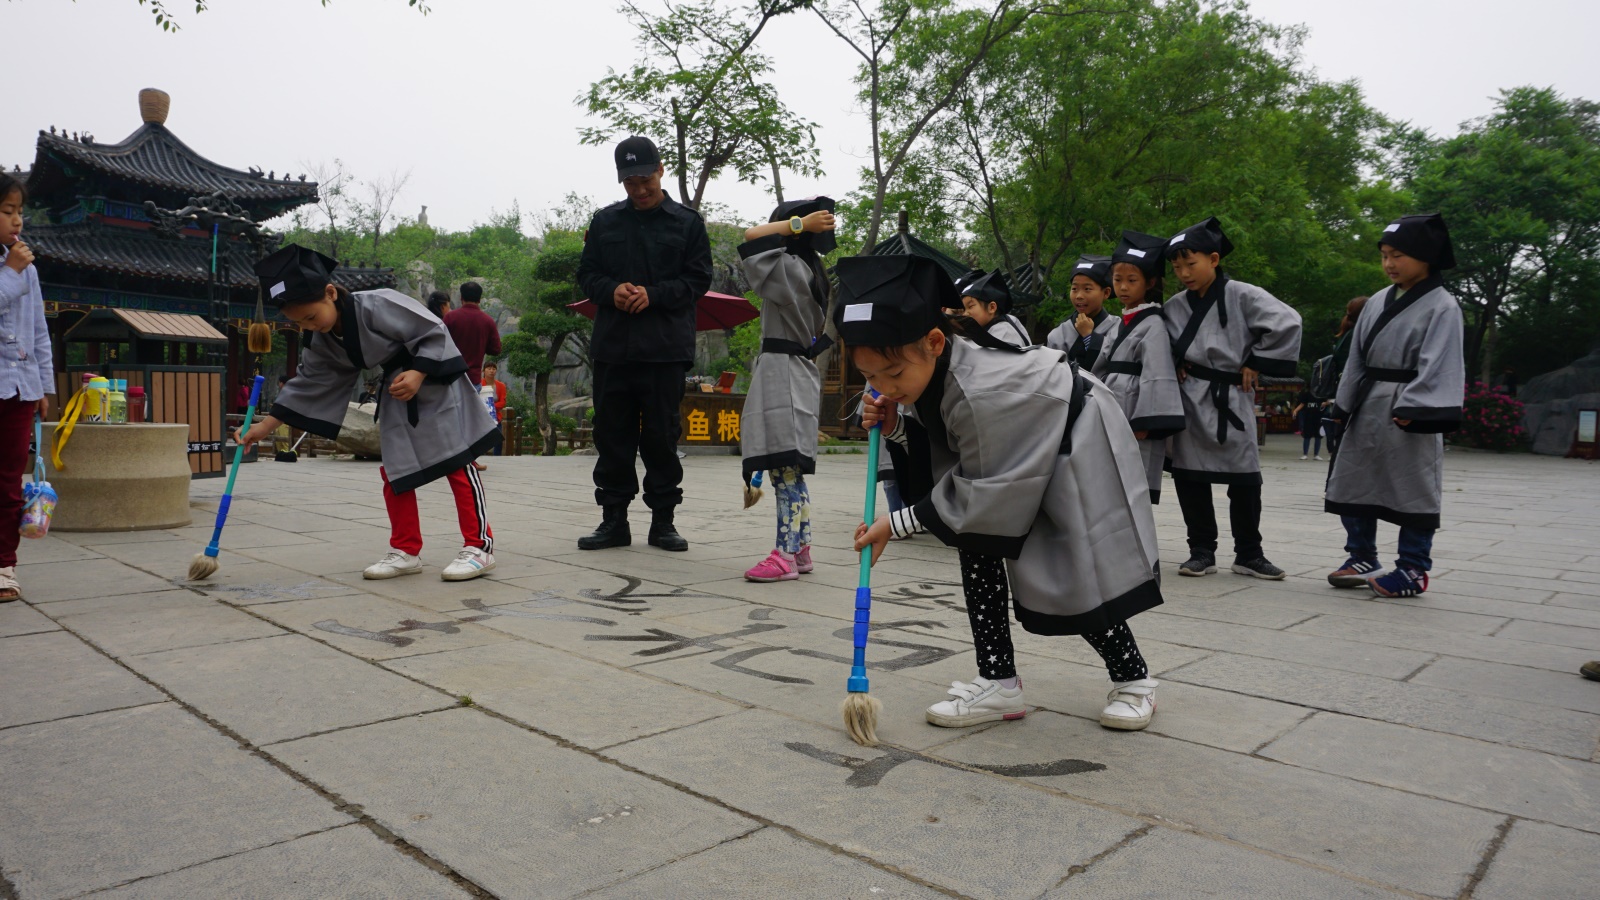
[789, 216, 804, 234]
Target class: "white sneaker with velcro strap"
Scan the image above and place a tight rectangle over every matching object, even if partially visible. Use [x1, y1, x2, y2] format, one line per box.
[1100, 678, 1159, 731]
[925, 677, 1026, 728]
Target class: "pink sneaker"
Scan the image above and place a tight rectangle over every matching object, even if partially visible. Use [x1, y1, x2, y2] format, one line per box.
[745, 550, 798, 583]
[795, 546, 814, 574]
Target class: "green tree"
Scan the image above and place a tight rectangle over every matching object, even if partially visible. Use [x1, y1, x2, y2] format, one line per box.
[1409, 87, 1600, 379]
[97, 0, 431, 32]
[500, 229, 594, 455]
[579, 0, 819, 209]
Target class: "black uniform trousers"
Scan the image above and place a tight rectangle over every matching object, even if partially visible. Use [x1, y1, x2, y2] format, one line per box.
[1173, 479, 1263, 561]
[592, 361, 688, 512]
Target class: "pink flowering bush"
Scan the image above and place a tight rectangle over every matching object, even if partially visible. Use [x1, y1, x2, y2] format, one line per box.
[1453, 386, 1526, 451]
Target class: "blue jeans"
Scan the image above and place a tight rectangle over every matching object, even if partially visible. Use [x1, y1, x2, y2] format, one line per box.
[1302, 432, 1322, 456]
[1342, 516, 1434, 572]
[883, 479, 906, 513]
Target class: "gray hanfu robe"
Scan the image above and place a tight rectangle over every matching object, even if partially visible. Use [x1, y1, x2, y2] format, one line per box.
[1324, 278, 1464, 529]
[271, 288, 500, 493]
[985, 313, 1032, 349]
[889, 338, 1162, 635]
[1046, 310, 1120, 376]
[1099, 306, 1185, 503]
[1164, 274, 1301, 483]
[737, 237, 829, 478]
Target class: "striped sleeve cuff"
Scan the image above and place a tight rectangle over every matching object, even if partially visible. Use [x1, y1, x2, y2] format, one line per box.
[883, 413, 908, 446]
[889, 506, 923, 539]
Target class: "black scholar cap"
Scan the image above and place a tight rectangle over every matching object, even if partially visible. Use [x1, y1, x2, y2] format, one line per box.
[957, 268, 1012, 313]
[254, 243, 338, 308]
[1112, 230, 1167, 278]
[1070, 254, 1113, 288]
[1165, 217, 1234, 260]
[832, 255, 956, 347]
[615, 136, 662, 182]
[1380, 213, 1455, 271]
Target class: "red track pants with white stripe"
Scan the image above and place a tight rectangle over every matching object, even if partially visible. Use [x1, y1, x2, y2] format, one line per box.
[380, 465, 493, 556]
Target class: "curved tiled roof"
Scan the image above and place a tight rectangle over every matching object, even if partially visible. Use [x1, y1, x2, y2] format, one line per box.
[28, 125, 318, 211]
[26, 224, 393, 292]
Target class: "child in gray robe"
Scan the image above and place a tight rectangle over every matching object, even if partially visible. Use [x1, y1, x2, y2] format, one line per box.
[1163, 218, 1302, 580]
[237, 245, 501, 582]
[1324, 214, 1464, 597]
[737, 198, 837, 583]
[846, 255, 1164, 734]
[956, 269, 1031, 348]
[1046, 255, 1119, 373]
[1102, 231, 1186, 504]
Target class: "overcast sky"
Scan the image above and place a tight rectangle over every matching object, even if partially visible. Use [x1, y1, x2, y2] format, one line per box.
[6, 0, 1598, 234]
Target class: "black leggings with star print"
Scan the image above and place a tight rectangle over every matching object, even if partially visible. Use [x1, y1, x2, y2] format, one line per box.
[959, 550, 1148, 683]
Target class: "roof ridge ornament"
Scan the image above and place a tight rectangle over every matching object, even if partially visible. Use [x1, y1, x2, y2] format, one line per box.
[139, 88, 171, 126]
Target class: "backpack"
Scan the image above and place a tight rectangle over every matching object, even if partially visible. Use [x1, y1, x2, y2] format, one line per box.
[1310, 353, 1339, 400]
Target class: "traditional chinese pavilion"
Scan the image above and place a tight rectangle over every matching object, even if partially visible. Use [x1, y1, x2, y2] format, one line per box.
[20, 88, 393, 391]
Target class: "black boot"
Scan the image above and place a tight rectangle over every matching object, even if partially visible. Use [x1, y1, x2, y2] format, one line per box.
[578, 505, 631, 550]
[647, 509, 689, 552]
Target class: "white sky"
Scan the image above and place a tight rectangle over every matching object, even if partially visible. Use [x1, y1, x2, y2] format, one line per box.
[5, 0, 1598, 234]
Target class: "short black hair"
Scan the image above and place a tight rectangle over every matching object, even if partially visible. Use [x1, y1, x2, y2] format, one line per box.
[460, 282, 483, 304]
[0, 171, 26, 206]
[427, 290, 450, 316]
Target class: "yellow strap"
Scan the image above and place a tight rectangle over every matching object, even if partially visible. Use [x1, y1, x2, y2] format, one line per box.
[51, 390, 86, 471]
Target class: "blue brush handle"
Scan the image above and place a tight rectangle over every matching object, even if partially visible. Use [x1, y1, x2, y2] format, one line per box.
[848, 390, 883, 694]
[204, 375, 264, 558]
[751, 470, 764, 489]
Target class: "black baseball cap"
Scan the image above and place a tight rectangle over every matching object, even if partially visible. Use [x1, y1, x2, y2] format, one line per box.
[615, 136, 662, 182]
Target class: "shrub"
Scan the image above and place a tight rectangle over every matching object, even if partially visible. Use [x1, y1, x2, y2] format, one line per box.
[1453, 385, 1526, 451]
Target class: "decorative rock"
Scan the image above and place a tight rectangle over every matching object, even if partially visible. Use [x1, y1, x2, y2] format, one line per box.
[334, 402, 382, 458]
[48, 423, 192, 531]
[1522, 391, 1600, 456]
[1520, 346, 1600, 403]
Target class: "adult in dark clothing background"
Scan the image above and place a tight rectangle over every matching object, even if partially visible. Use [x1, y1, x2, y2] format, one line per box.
[443, 281, 502, 386]
[574, 136, 713, 552]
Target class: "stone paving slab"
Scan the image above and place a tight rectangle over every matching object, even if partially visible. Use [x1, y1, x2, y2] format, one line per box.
[249, 593, 514, 661]
[267, 707, 757, 899]
[605, 709, 1146, 900]
[13, 557, 181, 604]
[1474, 819, 1600, 900]
[45, 591, 287, 659]
[0, 631, 164, 729]
[0, 703, 348, 899]
[1131, 611, 1435, 679]
[1042, 827, 1406, 899]
[1409, 654, 1600, 715]
[1259, 712, 1600, 832]
[0, 599, 58, 638]
[96, 825, 468, 899]
[383, 640, 743, 750]
[933, 710, 1502, 897]
[584, 827, 947, 899]
[1165, 650, 1600, 759]
[1493, 618, 1600, 650]
[1289, 613, 1596, 674]
[126, 632, 456, 746]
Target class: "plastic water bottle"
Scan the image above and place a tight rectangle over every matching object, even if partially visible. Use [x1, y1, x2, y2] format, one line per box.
[128, 386, 146, 423]
[478, 383, 498, 423]
[86, 377, 110, 423]
[108, 379, 128, 424]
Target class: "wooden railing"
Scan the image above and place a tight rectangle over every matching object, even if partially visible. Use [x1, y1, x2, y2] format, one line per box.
[499, 408, 594, 456]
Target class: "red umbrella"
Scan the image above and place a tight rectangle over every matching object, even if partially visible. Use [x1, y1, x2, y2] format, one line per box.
[567, 291, 759, 331]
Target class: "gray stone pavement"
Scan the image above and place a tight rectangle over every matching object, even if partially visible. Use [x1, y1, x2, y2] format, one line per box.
[2, 437, 1598, 899]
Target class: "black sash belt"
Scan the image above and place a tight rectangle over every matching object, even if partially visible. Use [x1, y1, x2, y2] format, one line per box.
[377, 353, 421, 428]
[761, 336, 834, 360]
[1183, 362, 1246, 444]
[1103, 361, 1144, 376]
[1364, 367, 1417, 383]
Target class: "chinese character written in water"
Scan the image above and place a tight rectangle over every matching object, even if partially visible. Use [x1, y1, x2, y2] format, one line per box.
[686, 409, 710, 441]
[717, 409, 740, 443]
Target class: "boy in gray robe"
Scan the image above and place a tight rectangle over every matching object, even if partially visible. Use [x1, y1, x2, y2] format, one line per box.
[737, 197, 836, 583]
[1046, 255, 1119, 373]
[238, 245, 501, 582]
[1102, 231, 1186, 504]
[956, 269, 1031, 348]
[1163, 218, 1302, 580]
[848, 255, 1164, 733]
[1324, 214, 1464, 597]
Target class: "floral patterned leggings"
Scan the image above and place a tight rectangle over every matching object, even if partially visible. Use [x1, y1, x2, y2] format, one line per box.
[771, 467, 812, 554]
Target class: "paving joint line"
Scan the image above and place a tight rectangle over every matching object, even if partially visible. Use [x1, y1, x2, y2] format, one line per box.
[1456, 816, 1515, 899]
[568, 825, 768, 899]
[1400, 654, 1443, 683]
[65, 823, 353, 899]
[1039, 823, 1155, 894]
[0, 699, 170, 734]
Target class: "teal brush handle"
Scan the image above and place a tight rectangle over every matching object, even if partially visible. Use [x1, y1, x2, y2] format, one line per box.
[848, 390, 883, 694]
[204, 375, 263, 559]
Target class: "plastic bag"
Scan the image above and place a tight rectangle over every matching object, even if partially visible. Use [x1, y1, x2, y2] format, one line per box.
[21, 416, 54, 538]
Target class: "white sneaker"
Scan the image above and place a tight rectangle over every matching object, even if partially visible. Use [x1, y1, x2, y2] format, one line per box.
[1314, 455, 1324, 461]
[441, 547, 495, 581]
[1100, 678, 1158, 730]
[364, 550, 422, 580]
[925, 677, 1026, 727]
[1299, 454, 1308, 460]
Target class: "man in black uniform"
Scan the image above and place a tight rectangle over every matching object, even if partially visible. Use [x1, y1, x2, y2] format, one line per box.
[576, 136, 713, 552]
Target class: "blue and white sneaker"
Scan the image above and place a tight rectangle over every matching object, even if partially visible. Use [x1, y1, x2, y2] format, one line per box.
[1368, 566, 1428, 598]
[441, 547, 495, 582]
[1327, 557, 1382, 588]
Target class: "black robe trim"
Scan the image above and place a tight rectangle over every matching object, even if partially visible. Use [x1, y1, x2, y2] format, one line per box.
[1103, 306, 1165, 364]
[1013, 577, 1163, 636]
[336, 295, 367, 370]
[911, 495, 1027, 560]
[737, 233, 790, 259]
[1129, 414, 1187, 438]
[269, 403, 343, 440]
[405, 352, 469, 383]
[1324, 499, 1440, 531]
[1245, 353, 1299, 378]
[386, 427, 503, 495]
[1393, 406, 1463, 434]
[1149, 489, 1162, 505]
[742, 449, 817, 480]
[1168, 466, 1263, 486]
